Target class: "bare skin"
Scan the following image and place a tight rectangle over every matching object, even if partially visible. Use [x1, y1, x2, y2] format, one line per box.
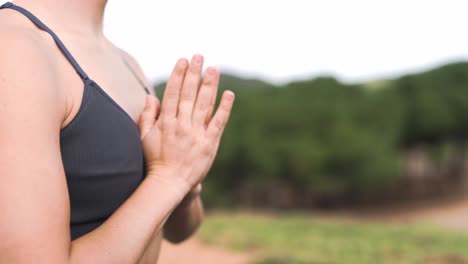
[0, 0, 233, 263]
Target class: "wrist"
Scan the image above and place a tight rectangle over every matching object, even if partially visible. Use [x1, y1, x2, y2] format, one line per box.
[145, 168, 192, 200]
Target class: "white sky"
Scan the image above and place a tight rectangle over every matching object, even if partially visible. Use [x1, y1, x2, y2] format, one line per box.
[10, 0, 468, 85]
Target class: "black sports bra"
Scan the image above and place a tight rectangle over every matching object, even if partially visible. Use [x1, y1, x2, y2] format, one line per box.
[0, 1, 151, 240]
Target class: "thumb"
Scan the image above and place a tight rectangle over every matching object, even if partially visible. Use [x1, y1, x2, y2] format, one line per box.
[138, 94, 159, 140]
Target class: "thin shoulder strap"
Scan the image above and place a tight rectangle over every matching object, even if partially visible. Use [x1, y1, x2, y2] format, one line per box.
[0, 1, 89, 82]
[119, 53, 151, 95]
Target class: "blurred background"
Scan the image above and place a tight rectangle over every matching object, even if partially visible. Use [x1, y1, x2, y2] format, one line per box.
[109, 1, 468, 263]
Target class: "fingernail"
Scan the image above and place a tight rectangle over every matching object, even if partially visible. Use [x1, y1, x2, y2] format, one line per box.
[193, 54, 203, 65]
[206, 67, 216, 76]
[178, 58, 188, 67]
[225, 91, 235, 101]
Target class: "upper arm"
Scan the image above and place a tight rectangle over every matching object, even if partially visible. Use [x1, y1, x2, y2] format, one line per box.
[0, 28, 71, 263]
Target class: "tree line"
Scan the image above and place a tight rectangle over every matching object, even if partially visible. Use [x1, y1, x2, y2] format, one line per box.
[154, 62, 468, 208]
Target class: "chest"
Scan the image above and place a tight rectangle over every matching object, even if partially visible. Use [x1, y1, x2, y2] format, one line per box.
[62, 79, 148, 239]
[52, 38, 153, 239]
[53, 38, 150, 127]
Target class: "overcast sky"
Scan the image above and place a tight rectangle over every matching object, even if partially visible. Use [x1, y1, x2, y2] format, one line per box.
[7, 0, 468, 85]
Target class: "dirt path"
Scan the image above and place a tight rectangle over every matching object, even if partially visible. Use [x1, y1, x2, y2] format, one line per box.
[158, 236, 252, 264]
[330, 196, 468, 231]
[426, 198, 468, 230]
[393, 197, 468, 230]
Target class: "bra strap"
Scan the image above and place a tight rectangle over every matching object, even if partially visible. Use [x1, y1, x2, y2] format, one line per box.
[0, 1, 90, 82]
[119, 53, 151, 95]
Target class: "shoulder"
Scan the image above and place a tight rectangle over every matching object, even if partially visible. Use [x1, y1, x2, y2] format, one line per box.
[0, 8, 57, 56]
[0, 25, 67, 131]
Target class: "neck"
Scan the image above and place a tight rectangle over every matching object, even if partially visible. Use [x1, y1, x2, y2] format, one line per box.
[12, 0, 107, 38]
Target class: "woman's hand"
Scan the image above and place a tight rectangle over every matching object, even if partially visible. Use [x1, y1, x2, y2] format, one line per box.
[137, 54, 235, 189]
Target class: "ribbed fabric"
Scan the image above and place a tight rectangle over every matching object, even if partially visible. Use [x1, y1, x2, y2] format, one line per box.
[60, 79, 148, 240]
[1, 1, 151, 240]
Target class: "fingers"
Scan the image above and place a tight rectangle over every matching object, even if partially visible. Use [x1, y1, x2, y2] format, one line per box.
[138, 94, 159, 140]
[160, 58, 189, 120]
[192, 67, 219, 128]
[177, 54, 204, 123]
[204, 75, 218, 127]
[207, 90, 235, 139]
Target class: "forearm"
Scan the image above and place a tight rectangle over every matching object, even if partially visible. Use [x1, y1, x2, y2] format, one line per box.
[68, 172, 190, 264]
[163, 189, 204, 243]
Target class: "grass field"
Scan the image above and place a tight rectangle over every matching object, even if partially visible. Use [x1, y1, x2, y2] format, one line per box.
[198, 211, 468, 264]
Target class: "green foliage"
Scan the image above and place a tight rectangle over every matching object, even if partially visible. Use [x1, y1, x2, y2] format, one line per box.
[394, 63, 468, 145]
[153, 62, 468, 208]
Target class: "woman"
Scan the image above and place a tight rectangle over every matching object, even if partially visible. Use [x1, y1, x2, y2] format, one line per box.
[0, 0, 235, 263]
